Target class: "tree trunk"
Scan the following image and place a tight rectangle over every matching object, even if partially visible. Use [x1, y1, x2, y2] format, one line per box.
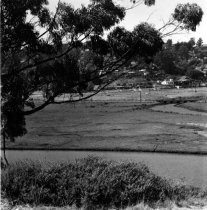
[2, 133, 9, 166]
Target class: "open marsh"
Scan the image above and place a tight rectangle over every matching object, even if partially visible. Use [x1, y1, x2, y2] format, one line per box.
[6, 88, 207, 153]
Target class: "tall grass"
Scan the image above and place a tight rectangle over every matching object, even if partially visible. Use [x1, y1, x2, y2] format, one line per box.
[1, 156, 202, 209]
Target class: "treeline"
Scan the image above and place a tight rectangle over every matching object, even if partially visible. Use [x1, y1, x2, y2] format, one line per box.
[148, 38, 206, 80]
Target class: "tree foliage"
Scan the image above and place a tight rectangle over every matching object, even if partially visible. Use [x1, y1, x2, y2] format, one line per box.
[1, 0, 204, 141]
[186, 68, 204, 81]
[151, 37, 206, 79]
[173, 3, 203, 31]
[1, 0, 51, 55]
[196, 37, 203, 48]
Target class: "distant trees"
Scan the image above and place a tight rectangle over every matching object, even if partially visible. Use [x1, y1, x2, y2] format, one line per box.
[196, 38, 203, 48]
[186, 68, 205, 91]
[165, 39, 173, 49]
[151, 36, 206, 79]
[154, 49, 176, 75]
[1, 0, 204, 152]
[187, 68, 204, 81]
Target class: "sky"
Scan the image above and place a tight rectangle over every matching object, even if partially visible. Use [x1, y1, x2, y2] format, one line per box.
[47, 0, 207, 44]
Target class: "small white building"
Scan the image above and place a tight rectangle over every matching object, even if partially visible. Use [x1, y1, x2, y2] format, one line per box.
[161, 79, 174, 86]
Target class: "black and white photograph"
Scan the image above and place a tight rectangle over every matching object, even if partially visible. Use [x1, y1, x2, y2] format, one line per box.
[1, 0, 207, 209]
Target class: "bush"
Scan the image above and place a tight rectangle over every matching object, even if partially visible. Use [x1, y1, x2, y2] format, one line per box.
[0, 156, 202, 209]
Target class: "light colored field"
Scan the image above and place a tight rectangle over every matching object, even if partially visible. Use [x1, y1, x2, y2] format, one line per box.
[179, 102, 207, 113]
[5, 88, 207, 154]
[151, 103, 207, 116]
[32, 87, 207, 103]
[89, 87, 207, 102]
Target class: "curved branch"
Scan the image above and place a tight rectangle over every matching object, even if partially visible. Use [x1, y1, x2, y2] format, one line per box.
[21, 33, 144, 115]
[52, 84, 109, 104]
[146, 11, 155, 22]
[36, 0, 61, 40]
[161, 23, 183, 38]
[22, 53, 131, 115]
[23, 97, 53, 115]
[2, 29, 93, 80]
[52, 72, 128, 104]
[125, 0, 143, 11]
[158, 18, 175, 32]
[75, 45, 134, 85]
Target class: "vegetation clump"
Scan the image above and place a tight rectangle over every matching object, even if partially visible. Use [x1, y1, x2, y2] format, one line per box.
[1, 157, 203, 209]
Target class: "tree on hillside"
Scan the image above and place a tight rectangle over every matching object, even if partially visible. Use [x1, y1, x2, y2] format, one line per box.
[153, 49, 176, 75]
[1, 0, 204, 163]
[165, 39, 173, 49]
[188, 38, 195, 49]
[196, 37, 203, 48]
[186, 68, 204, 91]
[152, 35, 205, 77]
[177, 44, 189, 60]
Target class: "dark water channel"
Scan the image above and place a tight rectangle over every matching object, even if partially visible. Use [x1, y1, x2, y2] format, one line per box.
[4, 150, 207, 188]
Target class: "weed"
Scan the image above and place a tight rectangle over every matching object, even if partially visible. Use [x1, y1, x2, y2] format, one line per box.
[1, 156, 204, 209]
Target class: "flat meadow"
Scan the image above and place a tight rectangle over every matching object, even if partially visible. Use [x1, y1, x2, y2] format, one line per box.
[5, 87, 207, 154]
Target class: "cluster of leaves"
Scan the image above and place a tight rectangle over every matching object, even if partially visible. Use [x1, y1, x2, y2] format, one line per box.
[130, 0, 155, 7]
[1, 0, 204, 141]
[1, 76, 27, 141]
[173, 3, 203, 31]
[1, 0, 51, 55]
[1, 157, 202, 209]
[108, 23, 163, 60]
[57, 0, 125, 38]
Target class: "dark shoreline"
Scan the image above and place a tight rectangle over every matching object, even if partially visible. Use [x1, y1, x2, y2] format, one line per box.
[2, 147, 207, 156]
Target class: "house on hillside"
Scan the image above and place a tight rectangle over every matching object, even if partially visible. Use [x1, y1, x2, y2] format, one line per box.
[139, 69, 148, 76]
[161, 78, 174, 86]
[175, 76, 191, 87]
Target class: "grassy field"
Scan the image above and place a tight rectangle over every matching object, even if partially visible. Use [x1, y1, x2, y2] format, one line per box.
[179, 102, 207, 113]
[4, 87, 207, 154]
[50, 87, 207, 102]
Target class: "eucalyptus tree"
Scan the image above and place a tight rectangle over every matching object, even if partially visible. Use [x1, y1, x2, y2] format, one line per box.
[1, 0, 204, 163]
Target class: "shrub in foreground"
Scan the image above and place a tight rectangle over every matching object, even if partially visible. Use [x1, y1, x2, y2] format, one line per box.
[1, 157, 202, 209]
